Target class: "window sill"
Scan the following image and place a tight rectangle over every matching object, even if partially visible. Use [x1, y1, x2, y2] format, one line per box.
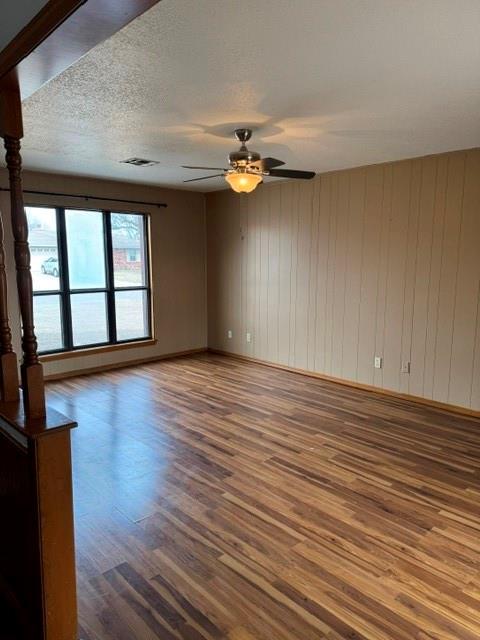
[39, 339, 157, 362]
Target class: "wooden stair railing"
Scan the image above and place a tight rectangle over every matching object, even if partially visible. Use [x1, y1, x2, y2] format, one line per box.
[0, 71, 78, 639]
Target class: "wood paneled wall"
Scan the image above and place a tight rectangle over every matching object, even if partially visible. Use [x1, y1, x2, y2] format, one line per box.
[206, 148, 480, 412]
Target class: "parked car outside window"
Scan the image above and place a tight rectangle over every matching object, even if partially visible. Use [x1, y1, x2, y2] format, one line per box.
[41, 257, 59, 277]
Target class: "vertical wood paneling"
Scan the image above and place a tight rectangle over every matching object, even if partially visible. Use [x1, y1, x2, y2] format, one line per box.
[399, 159, 421, 394]
[324, 173, 339, 375]
[373, 164, 393, 389]
[278, 184, 292, 365]
[206, 148, 480, 411]
[240, 196, 248, 354]
[267, 186, 281, 363]
[449, 150, 480, 410]
[294, 182, 313, 369]
[288, 184, 299, 368]
[258, 188, 269, 360]
[331, 172, 350, 378]
[342, 168, 365, 381]
[307, 179, 320, 371]
[357, 165, 384, 385]
[231, 194, 242, 354]
[409, 156, 437, 397]
[383, 161, 411, 391]
[423, 155, 448, 399]
[313, 174, 332, 374]
[245, 194, 255, 357]
[432, 153, 465, 401]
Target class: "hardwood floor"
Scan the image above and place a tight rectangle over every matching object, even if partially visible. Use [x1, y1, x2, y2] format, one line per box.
[46, 353, 480, 640]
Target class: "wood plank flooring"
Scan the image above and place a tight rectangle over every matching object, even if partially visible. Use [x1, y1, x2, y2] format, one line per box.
[46, 353, 480, 640]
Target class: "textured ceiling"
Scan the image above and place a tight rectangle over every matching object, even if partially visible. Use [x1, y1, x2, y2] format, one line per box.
[19, 0, 480, 191]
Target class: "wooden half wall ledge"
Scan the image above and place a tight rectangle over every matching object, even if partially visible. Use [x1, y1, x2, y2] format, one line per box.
[0, 396, 77, 639]
[209, 349, 480, 420]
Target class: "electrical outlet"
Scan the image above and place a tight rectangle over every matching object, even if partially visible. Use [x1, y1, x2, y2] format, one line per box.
[401, 361, 410, 374]
[246, 332, 252, 343]
[227, 329, 233, 339]
[374, 356, 383, 369]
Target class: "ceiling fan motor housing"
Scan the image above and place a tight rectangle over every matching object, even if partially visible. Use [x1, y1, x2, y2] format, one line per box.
[228, 148, 261, 168]
[229, 128, 261, 169]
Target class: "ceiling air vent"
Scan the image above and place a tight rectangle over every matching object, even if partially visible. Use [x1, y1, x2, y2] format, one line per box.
[121, 157, 159, 167]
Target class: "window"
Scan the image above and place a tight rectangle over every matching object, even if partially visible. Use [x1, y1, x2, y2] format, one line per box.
[26, 206, 152, 355]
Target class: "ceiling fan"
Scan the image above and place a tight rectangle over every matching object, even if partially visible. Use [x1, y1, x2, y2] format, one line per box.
[182, 128, 315, 193]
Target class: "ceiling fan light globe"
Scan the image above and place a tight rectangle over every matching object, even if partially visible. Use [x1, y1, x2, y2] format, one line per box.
[225, 172, 262, 193]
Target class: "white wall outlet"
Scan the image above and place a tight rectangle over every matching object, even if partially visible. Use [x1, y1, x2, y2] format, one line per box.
[401, 361, 411, 374]
[246, 332, 252, 343]
[227, 329, 233, 339]
[374, 356, 383, 369]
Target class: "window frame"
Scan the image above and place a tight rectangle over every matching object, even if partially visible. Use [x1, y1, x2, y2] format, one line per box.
[28, 205, 153, 355]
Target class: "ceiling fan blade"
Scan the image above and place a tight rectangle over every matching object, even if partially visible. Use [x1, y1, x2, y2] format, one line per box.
[182, 165, 227, 171]
[249, 157, 285, 171]
[268, 169, 316, 180]
[183, 174, 225, 183]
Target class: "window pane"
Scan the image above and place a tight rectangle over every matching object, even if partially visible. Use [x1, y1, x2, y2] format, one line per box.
[26, 207, 60, 292]
[65, 210, 106, 289]
[33, 295, 63, 352]
[111, 213, 147, 287]
[115, 290, 149, 341]
[71, 293, 108, 346]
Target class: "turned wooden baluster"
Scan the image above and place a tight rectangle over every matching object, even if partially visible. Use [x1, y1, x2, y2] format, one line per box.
[4, 136, 45, 417]
[0, 208, 19, 401]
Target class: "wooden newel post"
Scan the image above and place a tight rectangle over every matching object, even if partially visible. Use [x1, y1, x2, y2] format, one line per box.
[3, 136, 45, 417]
[0, 74, 20, 403]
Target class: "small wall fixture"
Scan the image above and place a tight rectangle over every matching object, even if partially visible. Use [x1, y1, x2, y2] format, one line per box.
[225, 172, 262, 193]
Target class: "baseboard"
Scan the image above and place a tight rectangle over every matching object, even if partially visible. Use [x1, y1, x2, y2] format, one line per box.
[44, 348, 208, 381]
[208, 348, 480, 420]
